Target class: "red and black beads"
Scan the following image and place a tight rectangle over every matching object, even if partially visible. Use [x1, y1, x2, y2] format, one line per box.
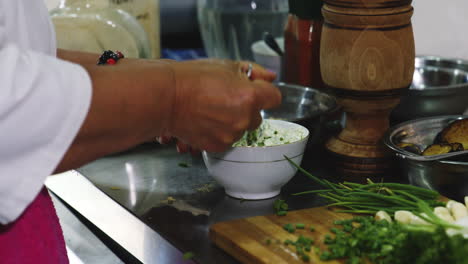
[97, 50, 125, 65]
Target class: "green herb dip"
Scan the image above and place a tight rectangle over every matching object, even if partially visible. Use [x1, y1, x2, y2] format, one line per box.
[233, 120, 306, 147]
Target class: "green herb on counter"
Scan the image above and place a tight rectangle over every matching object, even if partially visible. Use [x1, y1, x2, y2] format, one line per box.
[274, 199, 289, 216]
[282, 156, 468, 263]
[296, 223, 306, 229]
[283, 223, 296, 233]
[178, 162, 190, 168]
[276, 211, 287, 216]
[319, 216, 468, 264]
[283, 235, 315, 262]
[182, 251, 195, 260]
[284, 156, 444, 216]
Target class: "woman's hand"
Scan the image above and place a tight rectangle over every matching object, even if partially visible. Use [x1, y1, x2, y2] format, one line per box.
[164, 59, 280, 152]
[55, 52, 280, 172]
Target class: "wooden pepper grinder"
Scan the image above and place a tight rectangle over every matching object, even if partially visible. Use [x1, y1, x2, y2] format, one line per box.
[320, 0, 415, 176]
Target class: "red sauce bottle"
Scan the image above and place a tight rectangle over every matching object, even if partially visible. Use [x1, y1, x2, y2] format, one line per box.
[283, 0, 299, 84]
[284, 0, 324, 89]
[296, 0, 324, 88]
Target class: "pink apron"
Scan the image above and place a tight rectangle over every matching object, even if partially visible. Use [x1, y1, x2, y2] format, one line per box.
[0, 187, 69, 264]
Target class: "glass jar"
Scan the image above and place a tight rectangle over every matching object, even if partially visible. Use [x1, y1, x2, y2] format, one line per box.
[50, 0, 151, 58]
[197, 0, 288, 61]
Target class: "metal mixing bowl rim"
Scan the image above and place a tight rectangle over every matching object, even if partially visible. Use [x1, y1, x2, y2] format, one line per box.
[414, 55, 468, 92]
[383, 115, 468, 165]
[273, 82, 339, 121]
[416, 54, 468, 65]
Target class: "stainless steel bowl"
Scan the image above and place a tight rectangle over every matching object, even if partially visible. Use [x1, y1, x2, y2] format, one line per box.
[261, 82, 339, 144]
[391, 56, 468, 123]
[384, 115, 468, 200]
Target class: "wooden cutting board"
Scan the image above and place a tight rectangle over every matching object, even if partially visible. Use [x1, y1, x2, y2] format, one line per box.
[210, 207, 353, 264]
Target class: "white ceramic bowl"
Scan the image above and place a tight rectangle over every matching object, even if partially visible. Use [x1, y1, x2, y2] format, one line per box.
[202, 120, 309, 200]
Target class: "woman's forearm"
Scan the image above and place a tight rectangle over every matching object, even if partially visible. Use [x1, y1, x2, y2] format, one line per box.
[57, 49, 174, 65]
[54, 58, 176, 173]
[53, 53, 280, 173]
[57, 49, 101, 65]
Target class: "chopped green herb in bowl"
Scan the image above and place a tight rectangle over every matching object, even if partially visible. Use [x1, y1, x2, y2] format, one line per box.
[202, 119, 309, 200]
[233, 120, 307, 147]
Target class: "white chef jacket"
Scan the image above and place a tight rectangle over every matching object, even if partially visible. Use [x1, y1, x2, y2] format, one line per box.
[0, 0, 92, 224]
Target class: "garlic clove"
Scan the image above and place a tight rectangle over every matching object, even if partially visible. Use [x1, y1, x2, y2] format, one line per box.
[434, 206, 451, 216]
[394, 210, 414, 224]
[434, 206, 454, 222]
[410, 213, 431, 225]
[375, 211, 392, 223]
[435, 212, 455, 223]
[447, 200, 468, 221]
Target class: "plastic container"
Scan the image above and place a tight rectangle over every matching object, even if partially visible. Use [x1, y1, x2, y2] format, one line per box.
[50, 0, 151, 59]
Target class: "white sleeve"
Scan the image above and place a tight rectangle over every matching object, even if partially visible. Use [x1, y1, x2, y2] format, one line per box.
[0, 43, 92, 224]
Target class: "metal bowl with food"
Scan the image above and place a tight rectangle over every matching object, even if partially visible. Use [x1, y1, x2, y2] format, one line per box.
[261, 82, 339, 144]
[391, 56, 468, 123]
[384, 115, 468, 200]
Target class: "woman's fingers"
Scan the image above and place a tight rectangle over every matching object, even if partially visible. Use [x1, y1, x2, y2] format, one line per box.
[166, 59, 282, 153]
[248, 111, 263, 131]
[251, 80, 282, 110]
[251, 67, 277, 81]
[157, 138, 200, 156]
[238, 61, 277, 81]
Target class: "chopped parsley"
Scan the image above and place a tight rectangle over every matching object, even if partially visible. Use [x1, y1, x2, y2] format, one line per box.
[182, 251, 195, 260]
[178, 162, 190, 168]
[273, 199, 289, 216]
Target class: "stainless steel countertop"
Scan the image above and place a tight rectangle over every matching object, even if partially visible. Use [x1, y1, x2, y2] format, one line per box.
[46, 143, 345, 264]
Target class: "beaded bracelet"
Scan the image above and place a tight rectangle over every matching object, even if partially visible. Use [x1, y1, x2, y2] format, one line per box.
[97, 50, 125, 65]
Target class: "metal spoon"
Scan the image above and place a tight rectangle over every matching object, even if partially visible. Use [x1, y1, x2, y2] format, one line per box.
[263, 32, 283, 57]
[396, 149, 468, 162]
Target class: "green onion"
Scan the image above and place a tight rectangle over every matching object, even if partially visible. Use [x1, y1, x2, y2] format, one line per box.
[283, 223, 296, 233]
[284, 155, 445, 216]
[276, 211, 287, 216]
[273, 199, 289, 216]
[292, 189, 333, 196]
[296, 223, 305, 229]
[283, 234, 315, 262]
